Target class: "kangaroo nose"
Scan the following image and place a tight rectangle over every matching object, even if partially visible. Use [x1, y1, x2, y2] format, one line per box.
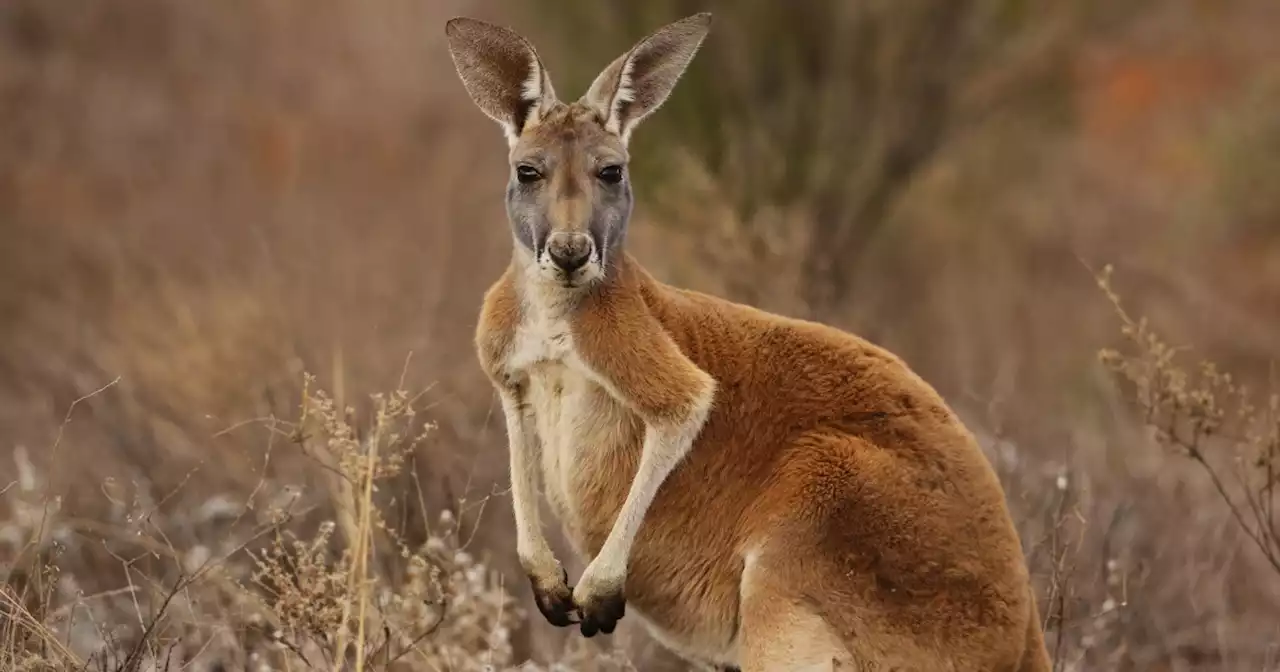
[546, 232, 593, 273]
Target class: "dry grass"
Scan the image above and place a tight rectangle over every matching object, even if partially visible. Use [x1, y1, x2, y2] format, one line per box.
[1, 373, 639, 671]
[3, 0, 1280, 669]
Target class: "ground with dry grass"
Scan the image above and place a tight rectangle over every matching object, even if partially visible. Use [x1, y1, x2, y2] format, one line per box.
[3, 1, 1280, 670]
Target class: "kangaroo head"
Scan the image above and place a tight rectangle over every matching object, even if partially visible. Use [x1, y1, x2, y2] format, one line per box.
[445, 13, 711, 288]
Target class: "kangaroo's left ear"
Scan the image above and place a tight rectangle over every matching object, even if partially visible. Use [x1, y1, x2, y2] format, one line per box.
[580, 13, 711, 145]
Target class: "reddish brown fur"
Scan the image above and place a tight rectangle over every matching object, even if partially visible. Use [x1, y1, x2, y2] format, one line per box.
[453, 12, 1051, 671]
[476, 247, 1051, 670]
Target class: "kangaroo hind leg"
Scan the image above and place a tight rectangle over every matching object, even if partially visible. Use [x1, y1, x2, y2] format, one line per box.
[735, 552, 856, 672]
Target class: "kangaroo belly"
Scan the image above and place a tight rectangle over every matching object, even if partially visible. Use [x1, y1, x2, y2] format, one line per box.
[527, 364, 741, 665]
[526, 362, 639, 552]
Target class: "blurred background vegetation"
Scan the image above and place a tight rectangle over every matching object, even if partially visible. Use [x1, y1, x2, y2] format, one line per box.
[2, 0, 1280, 669]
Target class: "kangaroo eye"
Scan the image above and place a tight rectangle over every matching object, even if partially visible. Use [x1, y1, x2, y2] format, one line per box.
[598, 165, 624, 184]
[516, 165, 542, 184]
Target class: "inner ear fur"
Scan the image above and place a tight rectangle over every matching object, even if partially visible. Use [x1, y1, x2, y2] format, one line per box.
[445, 17, 558, 144]
[580, 12, 712, 143]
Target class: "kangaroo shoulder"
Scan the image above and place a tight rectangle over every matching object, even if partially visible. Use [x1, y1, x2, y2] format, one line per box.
[475, 269, 522, 384]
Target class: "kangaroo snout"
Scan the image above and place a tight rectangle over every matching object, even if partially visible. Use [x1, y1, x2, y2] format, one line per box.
[546, 232, 594, 273]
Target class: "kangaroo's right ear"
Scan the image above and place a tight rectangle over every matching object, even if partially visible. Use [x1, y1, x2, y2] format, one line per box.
[445, 17, 558, 146]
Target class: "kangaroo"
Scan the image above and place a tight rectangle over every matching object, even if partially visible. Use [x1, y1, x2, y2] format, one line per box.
[445, 12, 1052, 672]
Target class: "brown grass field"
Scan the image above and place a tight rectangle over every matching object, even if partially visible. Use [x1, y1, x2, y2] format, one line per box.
[3, 1, 1280, 669]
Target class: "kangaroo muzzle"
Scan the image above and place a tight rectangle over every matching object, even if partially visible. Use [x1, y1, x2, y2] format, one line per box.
[545, 232, 594, 274]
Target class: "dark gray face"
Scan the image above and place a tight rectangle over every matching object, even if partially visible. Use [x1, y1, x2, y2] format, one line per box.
[505, 102, 632, 288]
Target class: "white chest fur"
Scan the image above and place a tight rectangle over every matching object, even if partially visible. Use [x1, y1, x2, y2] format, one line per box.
[506, 305, 574, 373]
[505, 305, 631, 547]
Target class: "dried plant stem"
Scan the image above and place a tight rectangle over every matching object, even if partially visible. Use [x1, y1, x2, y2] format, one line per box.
[352, 404, 386, 671]
[1097, 264, 1280, 579]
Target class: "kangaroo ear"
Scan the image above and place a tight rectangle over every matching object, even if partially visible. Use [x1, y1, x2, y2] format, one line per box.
[580, 13, 711, 145]
[445, 17, 558, 145]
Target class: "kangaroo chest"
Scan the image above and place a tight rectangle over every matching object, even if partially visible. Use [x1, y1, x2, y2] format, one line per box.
[508, 312, 640, 553]
[501, 293, 740, 666]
